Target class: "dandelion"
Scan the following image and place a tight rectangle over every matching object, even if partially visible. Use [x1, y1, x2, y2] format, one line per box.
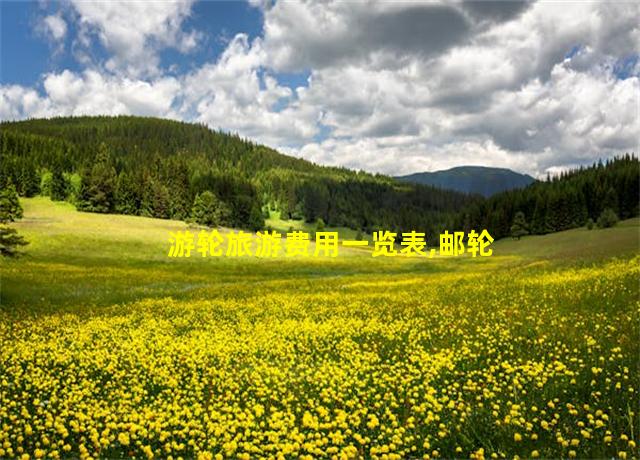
[118, 433, 130, 446]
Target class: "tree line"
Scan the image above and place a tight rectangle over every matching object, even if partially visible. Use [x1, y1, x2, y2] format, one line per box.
[0, 116, 475, 240]
[455, 155, 639, 239]
[1, 116, 637, 245]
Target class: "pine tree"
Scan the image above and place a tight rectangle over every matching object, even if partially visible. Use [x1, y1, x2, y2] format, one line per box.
[248, 204, 265, 232]
[19, 163, 40, 197]
[0, 182, 28, 257]
[192, 191, 232, 227]
[597, 208, 618, 228]
[531, 195, 547, 234]
[115, 172, 139, 215]
[510, 211, 529, 240]
[76, 143, 117, 213]
[0, 226, 28, 257]
[50, 164, 69, 201]
[167, 160, 190, 220]
[602, 186, 618, 215]
[0, 182, 23, 221]
[138, 174, 155, 217]
[151, 182, 170, 219]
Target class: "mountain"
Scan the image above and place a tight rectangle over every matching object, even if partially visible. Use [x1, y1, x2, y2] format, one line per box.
[396, 166, 536, 197]
[454, 155, 638, 239]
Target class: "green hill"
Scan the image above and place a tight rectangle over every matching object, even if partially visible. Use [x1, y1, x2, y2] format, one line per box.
[455, 155, 639, 239]
[1, 116, 637, 243]
[0, 116, 474, 240]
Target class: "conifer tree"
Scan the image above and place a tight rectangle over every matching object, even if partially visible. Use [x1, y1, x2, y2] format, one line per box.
[0, 182, 28, 257]
[192, 191, 232, 227]
[510, 211, 529, 240]
[115, 172, 139, 215]
[77, 143, 117, 213]
[50, 164, 68, 201]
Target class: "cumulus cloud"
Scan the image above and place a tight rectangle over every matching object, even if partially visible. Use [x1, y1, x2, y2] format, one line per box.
[181, 34, 319, 147]
[263, 0, 640, 176]
[289, 136, 550, 178]
[2, 0, 639, 177]
[0, 34, 317, 147]
[36, 13, 68, 56]
[456, 57, 639, 160]
[0, 85, 50, 121]
[68, 0, 201, 77]
[41, 14, 67, 41]
[260, 1, 478, 72]
[0, 70, 181, 120]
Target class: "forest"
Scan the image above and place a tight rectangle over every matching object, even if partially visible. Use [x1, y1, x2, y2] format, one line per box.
[1, 116, 638, 241]
[455, 155, 639, 239]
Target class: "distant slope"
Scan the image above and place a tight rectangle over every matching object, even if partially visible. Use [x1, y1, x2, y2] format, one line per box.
[396, 166, 536, 197]
[454, 155, 639, 240]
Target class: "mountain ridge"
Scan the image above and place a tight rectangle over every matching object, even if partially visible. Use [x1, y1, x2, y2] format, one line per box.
[396, 165, 536, 197]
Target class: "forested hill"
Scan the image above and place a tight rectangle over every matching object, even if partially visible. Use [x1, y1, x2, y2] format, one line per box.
[397, 166, 536, 197]
[1, 116, 330, 176]
[0, 116, 476, 238]
[455, 155, 639, 240]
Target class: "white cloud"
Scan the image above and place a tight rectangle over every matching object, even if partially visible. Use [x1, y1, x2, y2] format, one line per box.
[291, 136, 549, 178]
[68, 0, 200, 77]
[261, 1, 475, 72]
[1, 32, 318, 148]
[0, 70, 181, 120]
[181, 34, 319, 147]
[452, 56, 639, 170]
[4, 0, 639, 178]
[264, 1, 640, 176]
[41, 14, 67, 41]
[0, 85, 50, 121]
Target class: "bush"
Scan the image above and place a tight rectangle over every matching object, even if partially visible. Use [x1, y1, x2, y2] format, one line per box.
[192, 191, 232, 228]
[510, 211, 529, 240]
[596, 208, 618, 229]
[40, 171, 52, 197]
[586, 218, 594, 230]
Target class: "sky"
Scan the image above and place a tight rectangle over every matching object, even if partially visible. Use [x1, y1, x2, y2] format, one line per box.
[1, 0, 638, 178]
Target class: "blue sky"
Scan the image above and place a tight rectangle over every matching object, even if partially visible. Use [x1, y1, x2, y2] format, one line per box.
[2, 1, 265, 85]
[1, 1, 638, 177]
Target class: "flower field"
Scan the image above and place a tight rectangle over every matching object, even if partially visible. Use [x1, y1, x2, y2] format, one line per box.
[1, 199, 639, 459]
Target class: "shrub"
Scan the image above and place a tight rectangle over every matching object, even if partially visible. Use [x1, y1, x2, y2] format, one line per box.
[596, 208, 618, 229]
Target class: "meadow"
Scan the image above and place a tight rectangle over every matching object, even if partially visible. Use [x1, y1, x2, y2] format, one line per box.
[1, 198, 638, 460]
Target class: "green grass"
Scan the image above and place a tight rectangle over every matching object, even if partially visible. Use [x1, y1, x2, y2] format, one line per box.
[2, 197, 638, 312]
[492, 217, 640, 263]
[1, 197, 639, 459]
[265, 209, 370, 242]
[0, 198, 429, 311]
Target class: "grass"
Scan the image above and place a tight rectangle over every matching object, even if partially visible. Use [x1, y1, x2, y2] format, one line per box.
[0, 197, 638, 459]
[492, 217, 640, 263]
[265, 209, 370, 242]
[0, 198, 455, 310]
